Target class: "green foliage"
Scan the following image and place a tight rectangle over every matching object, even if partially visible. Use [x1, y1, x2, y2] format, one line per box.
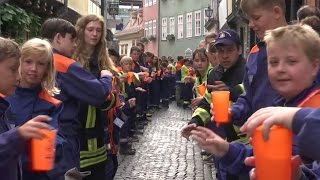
[0, 3, 41, 44]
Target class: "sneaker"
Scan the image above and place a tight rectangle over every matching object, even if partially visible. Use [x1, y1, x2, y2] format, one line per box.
[120, 143, 136, 155]
[136, 124, 144, 130]
[129, 136, 139, 142]
[146, 113, 152, 117]
[135, 129, 144, 135]
[200, 150, 211, 156]
[203, 154, 215, 161]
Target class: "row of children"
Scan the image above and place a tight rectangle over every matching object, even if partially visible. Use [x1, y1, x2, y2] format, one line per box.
[0, 14, 156, 180]
[182, 1, 320, 180]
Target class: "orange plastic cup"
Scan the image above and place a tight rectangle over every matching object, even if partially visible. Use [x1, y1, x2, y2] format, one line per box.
[197, 83, 206, 96]
[30, 129, 57, 171]
[252, 125, 292, 180]
[127, 72, 134, 83]
[211, 91, 230, 124]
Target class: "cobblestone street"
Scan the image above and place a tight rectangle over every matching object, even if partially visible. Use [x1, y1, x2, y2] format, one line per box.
[115, 103, 217, 180]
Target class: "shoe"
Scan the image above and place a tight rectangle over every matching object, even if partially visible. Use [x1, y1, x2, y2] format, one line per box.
[128, 136, 139, 142]
[183, 103, 188, 109]
[136, 124, 144, 130]
[200, 150, 211, 156]
[146, 113, 152, 117]
[135, 129, 144, 135]
[120, 143, 136, 155]
[203, 154, 215, 161]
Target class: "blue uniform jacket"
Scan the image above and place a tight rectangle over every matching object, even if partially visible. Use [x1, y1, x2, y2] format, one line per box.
[231, 42, 278, 126]
[293, 108, 320, 179]
[220, 83, 320, 178]
[0, 95, 25, 180]
[6, 86, 65, 180]
[53, 52, 113, 137]
[53, 51, 112, 172]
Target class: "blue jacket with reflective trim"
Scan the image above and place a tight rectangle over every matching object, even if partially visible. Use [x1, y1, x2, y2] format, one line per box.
[6, 86, 65, 180]
[231, 42, 278, 126]
[0, 95, 25, 180]
[53, 52, 112, 137]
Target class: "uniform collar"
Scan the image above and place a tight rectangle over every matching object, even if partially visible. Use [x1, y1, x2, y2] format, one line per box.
[273, 81, 320, 107]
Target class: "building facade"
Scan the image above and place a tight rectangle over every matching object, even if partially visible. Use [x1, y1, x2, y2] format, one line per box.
[222, 0, 309, 58]
[143, 0, 159, 56]
[115, 9, 144, 56]
[159, 0, 211, 58]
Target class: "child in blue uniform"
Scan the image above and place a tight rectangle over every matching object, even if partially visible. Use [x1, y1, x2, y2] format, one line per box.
[6, 38, 65, 180]
[73, 14, 117, 180]
[0, 37, 52, 180]
[41, 18, 113, 177]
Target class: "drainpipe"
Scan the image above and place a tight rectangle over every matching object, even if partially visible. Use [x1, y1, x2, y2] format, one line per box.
[290, 0, 296, 21]
[101, 0, 105, 16]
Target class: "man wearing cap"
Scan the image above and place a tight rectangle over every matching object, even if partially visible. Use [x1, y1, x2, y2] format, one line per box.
[181, 29, 247, 180]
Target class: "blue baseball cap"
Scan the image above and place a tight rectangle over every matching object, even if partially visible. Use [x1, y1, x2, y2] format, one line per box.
[214, 29, 241, 46]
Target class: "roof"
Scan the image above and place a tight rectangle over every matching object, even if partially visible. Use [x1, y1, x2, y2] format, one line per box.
[115, 9, 144, 38]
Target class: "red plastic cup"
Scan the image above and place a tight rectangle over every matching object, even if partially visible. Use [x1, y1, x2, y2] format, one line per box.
[211, 91, 230, 125]
[30, 129, 57, 171]
[127, 72, 134, 83]
[252, 125, 292, 180]
[197, 83, 206, 96]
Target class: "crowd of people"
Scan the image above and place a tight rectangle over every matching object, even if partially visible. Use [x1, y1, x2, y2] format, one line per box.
[181, 1, 320, 180]
[1, 0, 320, 180]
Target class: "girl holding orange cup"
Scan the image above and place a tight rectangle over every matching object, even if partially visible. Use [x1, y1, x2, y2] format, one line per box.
[6, 38, 65, 179]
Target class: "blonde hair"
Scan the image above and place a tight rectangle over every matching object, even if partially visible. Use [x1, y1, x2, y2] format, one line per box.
[73, 14, 118, 75]
[120, 56, 133, 65]
[264, 24, 320, 62]
[0, 37, 20, 62]
[240, 0, 285, 15]
[21, 38, 60, 96]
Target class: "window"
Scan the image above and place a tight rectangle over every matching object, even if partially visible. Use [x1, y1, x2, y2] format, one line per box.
[169, 17, 175, 35]
[145, 0, 148, 7]
[148, 0, 152, 6]
[153, 0, 156, 5]
[178, 15, 183, 39]
[195, 10, 201, 36]
[152, 20, 156, 36]
[162, 18, 168, 40]
[145, 22, 149, 37]
[88, 1, 101, 15]
[186, 12, 192, 38]
[204, 8, 209, 34]
[120, 44, 128, 55]
[148, 20, 153, 37]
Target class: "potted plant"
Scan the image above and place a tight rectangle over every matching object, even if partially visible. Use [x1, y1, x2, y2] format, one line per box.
[148, 35, 156, 41]
[140, 36, 148, 43]
[166, 34, 175, 40]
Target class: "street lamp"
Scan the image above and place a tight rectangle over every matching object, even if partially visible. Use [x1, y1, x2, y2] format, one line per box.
[204, 4, 218, 32]
[205, 5, 213, 19]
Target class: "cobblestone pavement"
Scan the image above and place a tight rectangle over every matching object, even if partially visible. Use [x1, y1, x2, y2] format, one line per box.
[115, 103, 217, 180]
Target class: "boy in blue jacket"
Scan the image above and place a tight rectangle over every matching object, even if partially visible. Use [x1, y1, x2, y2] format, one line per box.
[190, 24, 320, 179]
[41, 18, 113, 176]
[0, 38, 52, 180]
[181, 0, 287, 140]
